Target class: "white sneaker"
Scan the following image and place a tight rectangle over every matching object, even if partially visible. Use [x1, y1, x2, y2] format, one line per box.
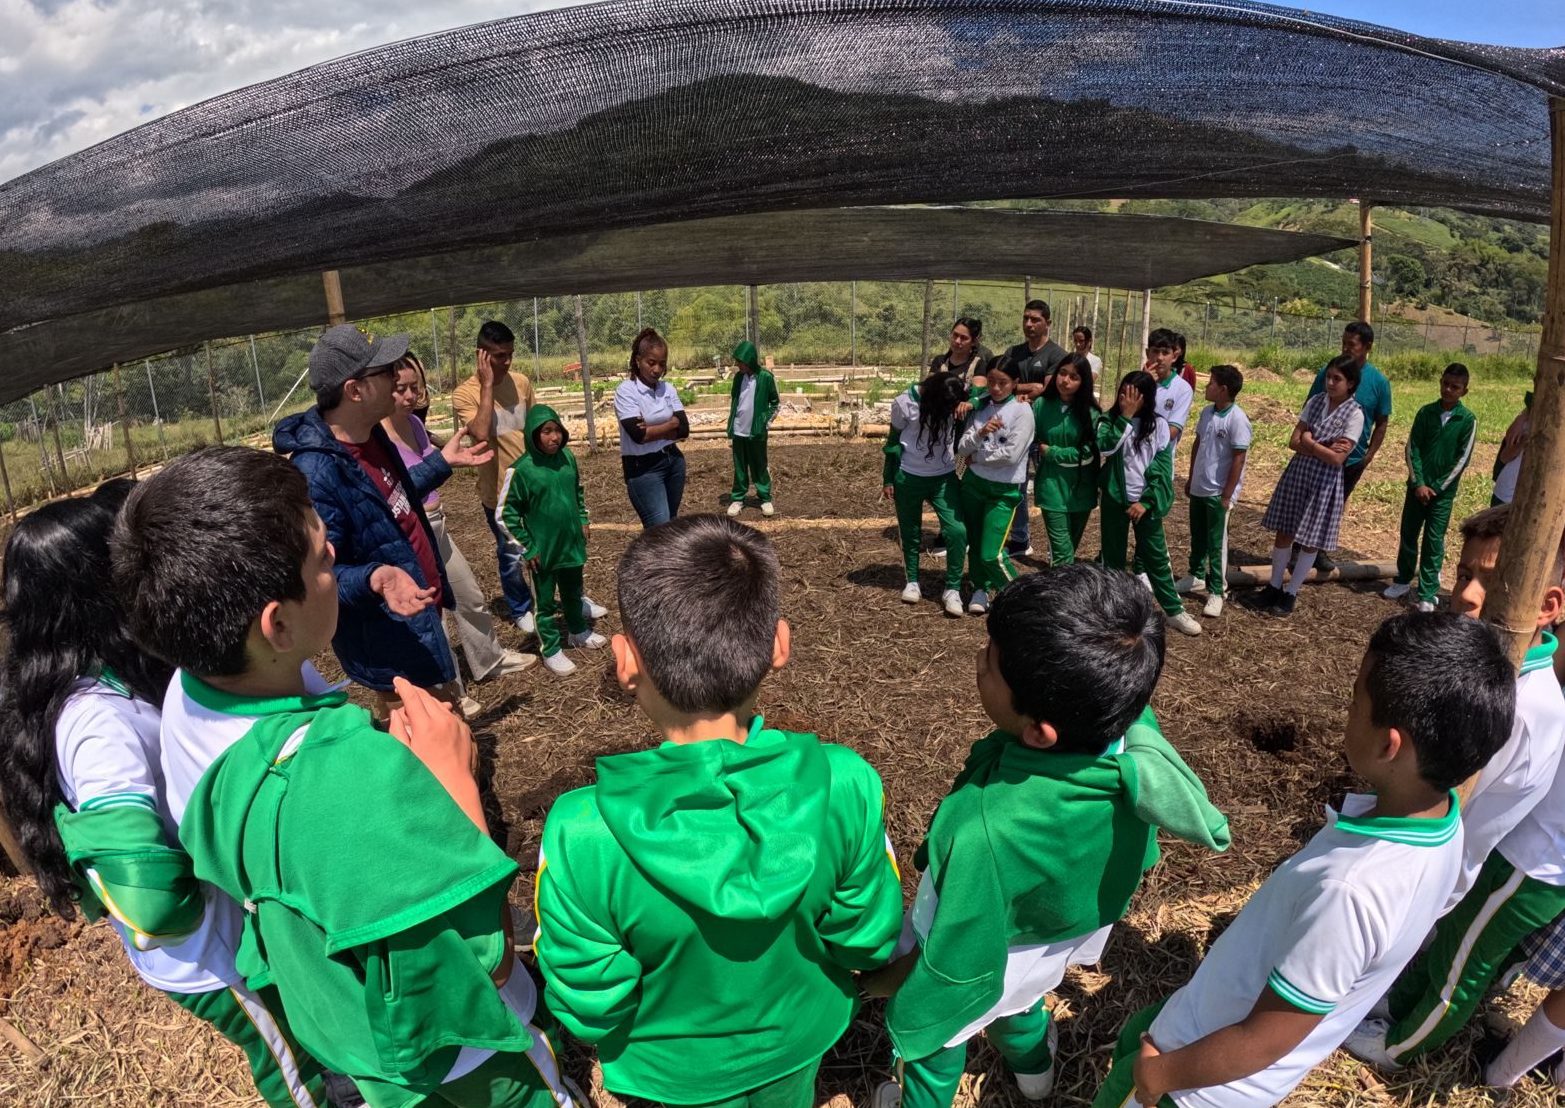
[1382, 582, 1412, 600]
[459, 695, 483, 720]
[1415, 599, 1436, 613]
[1175, 575, 1206, 595]
[1343, 1018, 1404, 1071]
[541, 652, 577, 676]
[567, 630, 608, 649]
[968, 589, 989, 614]
[760, 501, 775, 517]
[515, 611, 536, 636]
[1367, 992, 1393, 1022]
[1167, 611, 1203, 636]
[491, 649, 538, 677]
[1203, 594, 1224, 618]
[929, 546, 947, 560]
[1137, 572, 1153, 593]
[871, 1081, 901, 1108]
[1012, 1018, 1059, 1101]
[900, 581, 922, 604]
[726, 500, 744, 517]
[581, 596, 609, 620]
[942, 589, 964, 618]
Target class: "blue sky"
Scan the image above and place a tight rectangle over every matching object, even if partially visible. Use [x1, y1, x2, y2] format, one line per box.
[1301, 0, 1562, 46]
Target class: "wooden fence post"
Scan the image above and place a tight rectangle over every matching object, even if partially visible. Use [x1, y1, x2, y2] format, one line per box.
[1359, 203, 1374, 323]
[205, 343, 224, 445]
[574, 295, 597, 449]
[115, 364, 137, 478]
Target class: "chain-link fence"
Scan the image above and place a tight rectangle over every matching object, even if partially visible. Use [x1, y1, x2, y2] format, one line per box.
[0, 281, 1541, 518]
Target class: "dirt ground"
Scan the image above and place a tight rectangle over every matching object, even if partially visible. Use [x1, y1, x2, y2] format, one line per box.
[0, 438, 1552, 1107]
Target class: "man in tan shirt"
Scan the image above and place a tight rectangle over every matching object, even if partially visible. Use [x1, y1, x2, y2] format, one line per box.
[453, 320, 605, 635]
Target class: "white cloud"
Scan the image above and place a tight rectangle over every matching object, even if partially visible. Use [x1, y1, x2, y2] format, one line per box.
[0, 0, 578, 183]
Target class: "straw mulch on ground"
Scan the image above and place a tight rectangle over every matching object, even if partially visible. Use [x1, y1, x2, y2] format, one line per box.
[0, 439, 1554, 1106]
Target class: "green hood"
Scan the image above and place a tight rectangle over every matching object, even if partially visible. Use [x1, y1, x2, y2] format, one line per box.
[526, 403, 569, 453]
[593, 721, 830, 920]
[731, 341, 761, 373]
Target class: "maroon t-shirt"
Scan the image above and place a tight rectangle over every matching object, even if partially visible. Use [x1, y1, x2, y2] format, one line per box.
[342, 434, 443, 607]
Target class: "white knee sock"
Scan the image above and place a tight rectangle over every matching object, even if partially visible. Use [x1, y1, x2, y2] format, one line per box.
[1286, 549, 1318, 596]
[1486, 1004, 1565, 1087]
[1270, 545, 1291, 590]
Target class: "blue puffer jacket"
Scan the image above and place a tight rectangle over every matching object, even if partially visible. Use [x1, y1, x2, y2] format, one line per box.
[273, 408, 456, 692]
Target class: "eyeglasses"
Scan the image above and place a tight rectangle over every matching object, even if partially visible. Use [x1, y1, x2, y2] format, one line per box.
[356, 365, 395, 382]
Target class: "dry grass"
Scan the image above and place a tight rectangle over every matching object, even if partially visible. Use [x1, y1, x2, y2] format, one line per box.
[0, 440, 1548, 1106]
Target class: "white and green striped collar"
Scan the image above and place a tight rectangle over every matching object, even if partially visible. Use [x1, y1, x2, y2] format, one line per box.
[180, 670, 348, 718]
[96, 669, 131, 697]
[1521, 632, 1558, 676]
[1334, 790, 1460, 847]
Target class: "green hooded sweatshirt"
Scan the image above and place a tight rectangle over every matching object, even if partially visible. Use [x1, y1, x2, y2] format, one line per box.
[497, 405, 589, 571]
[1031, 395, 1100, 513]
[534, 718, 904, 1103]
[727, 344, 781, 441]
[886, 707, 1228, 1061]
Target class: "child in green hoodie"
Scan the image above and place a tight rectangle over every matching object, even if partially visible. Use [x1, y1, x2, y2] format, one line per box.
[534, 515, 905, 1108]
[498, 406, 602, 676]
[726, 341, 782, 517]
[869, 564, 1230, 1108]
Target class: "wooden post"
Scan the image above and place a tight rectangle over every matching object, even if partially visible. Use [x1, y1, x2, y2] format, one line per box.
[1024, 276, 1033, 302]
[1484, 98, 1565, 668]
[205, 342, 224, 445]
[49, 386, 69, 488]
[447, 308, 459, 394]
[1116, 289, 1131, 381]
[114, 364, 137, 478]
[322, 270, 346, 325]
[850, 281, 858, 368]
[1139, 290, 1153, 358]
[0, 440, 15, 523]
[0, 798, 29, 876]
[921, 280, 935, 372]
[574, 295, 597, 449]
[1358, 203, 1374, 323]
[747, 285, 760, 347]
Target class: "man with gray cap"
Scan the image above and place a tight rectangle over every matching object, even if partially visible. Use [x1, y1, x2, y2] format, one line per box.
[273, 325, 493, 717]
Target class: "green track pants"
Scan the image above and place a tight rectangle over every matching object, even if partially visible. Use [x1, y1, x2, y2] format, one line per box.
[675, 1055, 821, 1108]
[1384, 852, 1565, 1062]
[898, 1000, 1056, 1108]
[168, 984, 327, 1108]
[960, 473, 1021, 594]
[1187, 495, 1230, 597]
[1099, 498, 1182, 616]
[894, 471, 966, 590]
[533, 565, 587, 658]
[1041, 509, 1092, 567]
[729, 437, 773, 503]
[1394, 489, 1456, 603]
[1090, 999, 1176, 1108]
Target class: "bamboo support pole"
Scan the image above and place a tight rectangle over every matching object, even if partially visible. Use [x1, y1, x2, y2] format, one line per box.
[574, 295, 596, 449]
[0, 798, 28, 875]
[1139, 289, 1152, 356]
[322, 270, 346, 325]
[1485, 99, 1565, 668]
[1359, 203, 1374, 323]
[920, 280, 934, 371]
[747, 285, 760, 346]
[0, 440, 15, 523]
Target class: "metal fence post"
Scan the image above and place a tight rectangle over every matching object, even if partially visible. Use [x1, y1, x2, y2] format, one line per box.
[248, 335, 266, 410]
[429, 310, 442, 378]
[115, 364, 137, 478]
[145, 360, 169, 458]
[205, 342, 224, 444]
[574, 295, 597, 448]
[447, 308, 459, 393]
[850, 281, 858, 369]
[533, 297, 542, 375]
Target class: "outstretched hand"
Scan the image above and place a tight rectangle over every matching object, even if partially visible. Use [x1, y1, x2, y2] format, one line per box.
[388, 678, 484, 831]
[442, 430, 495, 469]
[371, 565, 437, 616]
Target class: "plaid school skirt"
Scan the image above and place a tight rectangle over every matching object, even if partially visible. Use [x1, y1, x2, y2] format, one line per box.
[1521, 912, 1565, 990]
[1261, 454, 1346, 551]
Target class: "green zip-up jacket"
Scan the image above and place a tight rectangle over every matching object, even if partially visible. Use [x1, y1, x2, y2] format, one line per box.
[534, 718, 904, 1103]
[1031, 396, 1100, 513]
[1406, 400, 1477, 497]
[55, 800, 205, 944]
[180, 702, 528, 1108]
[886, 707, 1228, 1061]
[1098, 415, 1174, 517]
[497, 405, 589, 571]
[727, 369, 781, 440]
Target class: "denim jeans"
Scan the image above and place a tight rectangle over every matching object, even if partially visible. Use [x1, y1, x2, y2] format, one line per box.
[624, 448, 687, 528]
[482, 506, 535, 620]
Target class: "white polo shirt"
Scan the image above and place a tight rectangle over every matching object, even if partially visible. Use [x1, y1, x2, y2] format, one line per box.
[1157, 373, 1195, 451]
[1188, 404, 1253, 500]
[889, 389, 956, 477]
[56, 677, 243, 994]
[1450, 634, 1565, 906]
[1497, 637, 1565, 885]
[1148, 793, 1463, 1107]
[614, 377, 685, 457]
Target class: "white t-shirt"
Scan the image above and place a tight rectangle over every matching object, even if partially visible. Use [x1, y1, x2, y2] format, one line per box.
[1148, 793, 1463, 1108]
[1494, 454, 1523, 504]
[56, 678, 243, 994]
[614, 377, 685, 457]
[1189, 404, 1253, 500]
[1450, 635, 1565, 907]
[889, 390, 956, 478]
[957, 397, 1035, 485]
[1157, 373, 1195, 449]
[1086, 352, 1104, 378]
[1104, 416, 1172, 504]
[733, 374, 757, 438]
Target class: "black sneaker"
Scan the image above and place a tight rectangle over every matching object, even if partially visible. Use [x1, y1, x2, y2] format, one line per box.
[1268, 592, 1297, 618]
[1240, 585, 1279, 611]
[1314, 551, 1337, 574]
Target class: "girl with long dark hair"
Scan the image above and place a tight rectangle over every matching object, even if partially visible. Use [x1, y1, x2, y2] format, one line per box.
[882, 371, 968, 616]
[1032, 353, 1101, 566]
[956, 359, 1035, 614]
[0, 496, 327, 1105]
[1099, 371, 1202, 635]
[930, 318, 987, 386]
[615, 327, 690, 527]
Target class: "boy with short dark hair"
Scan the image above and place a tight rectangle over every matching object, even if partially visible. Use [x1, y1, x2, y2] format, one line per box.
[1178, 366, 1251, 618]
[112, 446, 575, 1108]
[1383, 364, 1477, 611]
[1099, 610, 1515, 1108]
[1145, 329, 1194, 454]
[533, 514, 904, 1108]
[497, 405, 602, 677]
[873, 565, 1230, 1108]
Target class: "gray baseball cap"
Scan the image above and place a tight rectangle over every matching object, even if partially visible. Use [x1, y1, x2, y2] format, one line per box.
[308, 325, 412, 391]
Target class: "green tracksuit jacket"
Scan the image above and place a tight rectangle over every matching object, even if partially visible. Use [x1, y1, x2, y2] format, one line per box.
[1031, 396, 1100, 513]
[497, 405, 589, 570]
[534, 717, 905, 1104]
[886, 708, 1229, 1062]
[1406, 400, 1477, 498]
[727, 369, 781, 440]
